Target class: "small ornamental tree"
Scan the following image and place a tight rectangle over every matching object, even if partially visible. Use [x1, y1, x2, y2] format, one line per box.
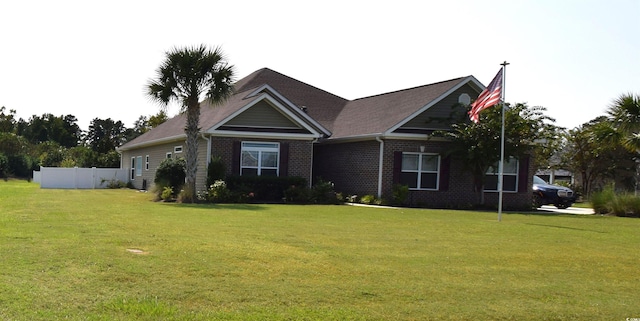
[154, 158, 186, 199]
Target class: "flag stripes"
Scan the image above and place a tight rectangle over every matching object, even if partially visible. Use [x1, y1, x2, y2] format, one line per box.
[468, 68, 503, 123]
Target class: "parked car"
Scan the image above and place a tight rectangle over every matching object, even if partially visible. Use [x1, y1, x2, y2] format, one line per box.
[532, 175, 576, 209]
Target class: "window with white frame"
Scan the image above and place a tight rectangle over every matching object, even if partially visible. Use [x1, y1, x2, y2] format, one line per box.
[135, 156, 142, 177]
[145, 155, 149, 170]
[400, 153, 440, 190]
[174, 146, 183, 153]
[166, 152, 172, 159]
[241, 142, 279, 176]
[484, 157, 518, 192]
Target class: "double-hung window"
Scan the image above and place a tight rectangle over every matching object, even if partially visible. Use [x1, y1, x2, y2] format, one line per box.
[135, 156, 142, 177]
[484, 157, 518, 192]
[241, 142, 279, 176]
[400, 153, 440, 190]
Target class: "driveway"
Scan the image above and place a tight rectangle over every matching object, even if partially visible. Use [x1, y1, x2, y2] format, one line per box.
[537, 205, 594, 215]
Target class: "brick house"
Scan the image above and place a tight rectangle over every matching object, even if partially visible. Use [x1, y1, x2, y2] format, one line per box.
[118, 68, 533, 209]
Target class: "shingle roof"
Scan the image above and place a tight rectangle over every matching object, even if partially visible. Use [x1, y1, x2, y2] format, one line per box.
[329, 77, 469, 139]
[119, 68, 477, 150]
[233, 68, 349, 131]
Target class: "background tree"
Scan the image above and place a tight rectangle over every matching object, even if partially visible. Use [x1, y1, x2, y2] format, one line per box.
[0, 106, 18, 133]
[431, 102, 560, 204]
[148, 45, 234, 203]
[85, 118, 128, 154]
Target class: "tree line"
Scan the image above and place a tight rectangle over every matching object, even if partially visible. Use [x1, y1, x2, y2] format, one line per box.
[0, 106, 167, 179]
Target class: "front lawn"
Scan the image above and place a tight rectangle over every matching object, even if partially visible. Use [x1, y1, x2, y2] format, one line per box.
[1, 180, 639, 320]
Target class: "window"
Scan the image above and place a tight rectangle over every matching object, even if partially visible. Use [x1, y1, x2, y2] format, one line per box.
[174, 146, 183, 153]
[484, 158, 518, 192]
[241, 142, 279, 176]
[135, 156, 142, 177]
[145, 155, 149, 170]
[166, 152, 172, 159]
[130, 157, 135, 180]
[400, 153, 440, 190]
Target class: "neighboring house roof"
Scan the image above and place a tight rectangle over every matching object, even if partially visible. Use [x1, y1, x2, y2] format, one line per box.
[118, 68, 483, 150]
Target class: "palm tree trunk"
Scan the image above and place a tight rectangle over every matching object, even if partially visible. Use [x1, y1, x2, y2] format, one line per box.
[183, 102, 201, 203]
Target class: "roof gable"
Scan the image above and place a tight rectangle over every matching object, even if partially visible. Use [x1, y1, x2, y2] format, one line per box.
[327, 76, 483, 140]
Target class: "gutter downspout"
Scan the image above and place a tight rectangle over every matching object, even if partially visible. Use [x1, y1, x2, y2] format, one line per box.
[310, 137, 320, 188]
[375, 136, 384, 198]
[201, 133, 211, 165]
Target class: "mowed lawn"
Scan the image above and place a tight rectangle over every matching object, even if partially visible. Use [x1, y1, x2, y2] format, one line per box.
[1, 181, 639, 320]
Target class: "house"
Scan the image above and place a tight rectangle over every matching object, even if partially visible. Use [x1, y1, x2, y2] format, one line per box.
[117, 68, 533, 209]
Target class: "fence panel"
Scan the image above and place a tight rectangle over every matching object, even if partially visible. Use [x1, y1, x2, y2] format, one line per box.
[39, 167, 128, 189]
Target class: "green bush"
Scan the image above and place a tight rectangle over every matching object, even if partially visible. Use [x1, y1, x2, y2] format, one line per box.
[284, 185, 311, 204]
[161, 186, 174, 201]
[591, 187, 640, 217]
[8, 154, 35, 178]
[392, 184, 409, 205]
[226, 176, 307, 202]
[311, 179, 339, 204]
[0, 153, 8, 180]
[206, 156, 226, 188]
[360, 194, 377, 205]
[154, 158, 186, 199]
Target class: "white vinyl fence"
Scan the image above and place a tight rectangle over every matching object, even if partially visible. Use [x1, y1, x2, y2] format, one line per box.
[38, 167, 128, 189]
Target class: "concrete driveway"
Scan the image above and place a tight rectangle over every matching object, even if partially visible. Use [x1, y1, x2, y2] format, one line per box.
[537, 205, 594, 215]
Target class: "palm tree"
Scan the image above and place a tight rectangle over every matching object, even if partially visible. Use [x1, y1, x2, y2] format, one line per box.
[607, 93, 640, 195]
[148, 45, 234, 203]
[607, 93, 640, 151]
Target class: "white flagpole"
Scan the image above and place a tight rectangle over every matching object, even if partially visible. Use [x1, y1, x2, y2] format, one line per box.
[497, 61, 509, 222]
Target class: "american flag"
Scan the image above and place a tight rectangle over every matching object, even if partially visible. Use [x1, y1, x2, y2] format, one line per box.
[468, 68, 503, 123]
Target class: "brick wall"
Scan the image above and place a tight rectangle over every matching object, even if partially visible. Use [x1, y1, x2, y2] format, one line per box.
[315, 138, 534, 210]
[211, 137, 313, 185]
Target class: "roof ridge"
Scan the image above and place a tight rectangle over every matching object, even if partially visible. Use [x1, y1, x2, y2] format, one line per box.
[352, 76, 469, 101]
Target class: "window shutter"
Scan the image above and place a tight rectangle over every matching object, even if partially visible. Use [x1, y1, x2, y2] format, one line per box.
[517, 155, 530, 193]
[232, 141, 240, 175]
[392, 151, 402, 184]
[279, 142, 289, 177]
[439, 155, 451, 191]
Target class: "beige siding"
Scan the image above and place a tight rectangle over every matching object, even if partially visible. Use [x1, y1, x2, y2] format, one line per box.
[400, 83, 478, 130]
[121, 138, 209, 192]
[226, 100, 301, 128]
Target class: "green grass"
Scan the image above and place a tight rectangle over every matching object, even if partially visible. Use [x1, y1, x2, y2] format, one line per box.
[1, 180, 640, 320]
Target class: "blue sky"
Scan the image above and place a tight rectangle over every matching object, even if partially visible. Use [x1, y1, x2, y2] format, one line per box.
[1, 0, 638, 131]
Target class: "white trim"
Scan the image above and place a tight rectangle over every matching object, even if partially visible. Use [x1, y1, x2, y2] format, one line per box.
[166, 152, 172, 159]
[117, 134, 186, 151]
[174, 145, 183, 153]
[145, 155, 149, 170]
[208, 130, 318, 140]
[484, 157, 519, 193]
[375, 136, 384, 198]
[384, 76, 484, 135]
[240, 141, 280, 176]
[206, 93, 324, 138]
[401, 152, 441, 191]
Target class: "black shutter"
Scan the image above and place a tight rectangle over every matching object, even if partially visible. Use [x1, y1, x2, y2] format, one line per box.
[393, 151, 402, 184]
[232, 141, 241, 175]
[279, 142, 289, 177]
[517, 155, 530, 193]
[439, 155, 451, 191]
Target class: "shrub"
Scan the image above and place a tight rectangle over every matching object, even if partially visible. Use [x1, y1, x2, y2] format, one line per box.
[284, 185, 311, 203]
[154, 158, 186, 199]
[360, 194, 377, 205]
[100, 178, 126, 189]
[206, 156, 226, 188]
[161, 186, 174, 201]
[392, 184, 409, 205]
[591, 187, 640, 217]
[207, 180, 234, 203]
[8, 154, 35, 178]
[0, 153, 8, 180]
[311, 179, 339, 204]
[225, 176, 307, 203]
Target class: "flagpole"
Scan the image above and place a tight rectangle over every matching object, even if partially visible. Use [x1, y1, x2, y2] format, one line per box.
[497, 61, 509, 222]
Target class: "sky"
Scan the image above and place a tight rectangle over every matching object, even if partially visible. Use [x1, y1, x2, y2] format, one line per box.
[1, 0, 638, 131]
